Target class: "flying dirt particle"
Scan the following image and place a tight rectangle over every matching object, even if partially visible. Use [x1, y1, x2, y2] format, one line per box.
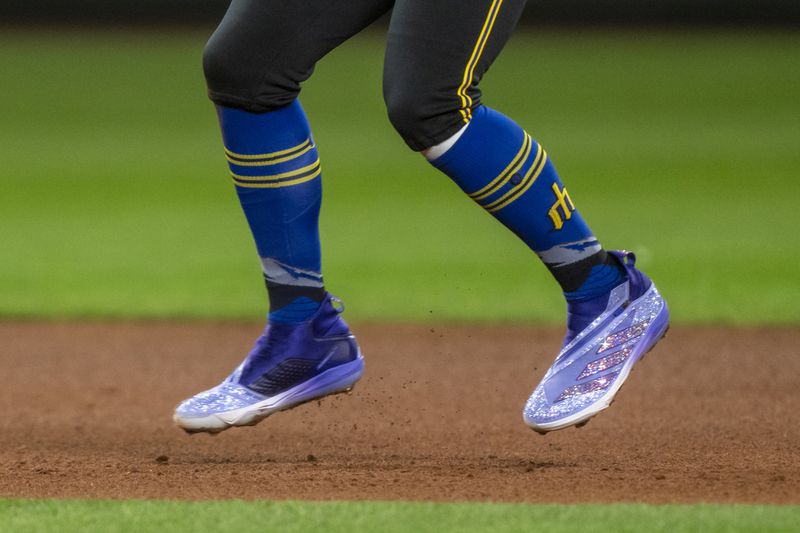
[655, 474, 666, 480]
[155, 455, 169, 464]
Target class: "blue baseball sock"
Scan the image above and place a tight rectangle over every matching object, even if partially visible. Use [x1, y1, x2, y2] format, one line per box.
[216, 101, 326, 324]
[429, 106, 622, 301]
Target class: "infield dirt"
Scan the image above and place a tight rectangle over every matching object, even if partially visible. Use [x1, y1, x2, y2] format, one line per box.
[0, 322, 797, 503]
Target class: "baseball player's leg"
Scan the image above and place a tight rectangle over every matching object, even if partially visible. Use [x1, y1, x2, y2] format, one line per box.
[205, 0, 391, 323]
[384, 0, 620, 324]
[384, 0, 669, 432]
[174, 0, 393, 433]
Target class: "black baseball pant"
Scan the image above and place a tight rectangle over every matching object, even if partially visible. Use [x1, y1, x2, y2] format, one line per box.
[203, 0, 527, 151]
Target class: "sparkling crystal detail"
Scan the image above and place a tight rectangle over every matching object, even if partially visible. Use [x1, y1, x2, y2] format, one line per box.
[525, 385, 611, 422]
[596, 320, 650, 353]
[577, 347, 632, 380]
[524, 282, 668, 426]
[175, 382, 265, 416]
[555, 371, 619, 403]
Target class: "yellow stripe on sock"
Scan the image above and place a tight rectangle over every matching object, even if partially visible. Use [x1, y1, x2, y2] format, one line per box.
[225, 142, 315, 167]
[232, 166, 322, 189]
[485, 146, 547, 213]
[469, 134, 531, 201]
[456, 0, 504, 123]
[224, 139, 311, 161]
[230, 159, 320, 182]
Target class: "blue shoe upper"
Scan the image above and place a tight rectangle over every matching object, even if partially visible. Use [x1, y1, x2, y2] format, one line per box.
[563, 250, 651, 346]
[237, 295, 357, 395]
[176, 293, 358, 418]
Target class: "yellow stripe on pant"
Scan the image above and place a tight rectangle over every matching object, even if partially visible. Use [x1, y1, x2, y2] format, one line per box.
[456, 0, 505, 124]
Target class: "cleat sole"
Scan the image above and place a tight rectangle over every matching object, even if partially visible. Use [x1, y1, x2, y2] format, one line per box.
[174, 356, 363, 435]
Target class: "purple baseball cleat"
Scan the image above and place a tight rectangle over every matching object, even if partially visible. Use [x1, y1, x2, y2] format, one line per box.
[523, 250, 669, 433]
[174, 294, 363, 434]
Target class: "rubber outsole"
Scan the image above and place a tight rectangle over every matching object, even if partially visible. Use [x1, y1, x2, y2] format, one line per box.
[174, 356, 364, 435]
[179, 385, 357, 436]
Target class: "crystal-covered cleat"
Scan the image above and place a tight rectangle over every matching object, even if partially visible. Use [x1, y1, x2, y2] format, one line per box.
[174, 294, 363, 434]
[523, 250, 669, 433]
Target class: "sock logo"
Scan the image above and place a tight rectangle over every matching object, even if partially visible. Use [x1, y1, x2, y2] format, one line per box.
[548, 183, 575, 230]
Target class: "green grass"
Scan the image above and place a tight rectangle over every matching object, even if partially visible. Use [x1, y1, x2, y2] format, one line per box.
[1, 29, 799, 323]
[1, 500, 797, 533]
